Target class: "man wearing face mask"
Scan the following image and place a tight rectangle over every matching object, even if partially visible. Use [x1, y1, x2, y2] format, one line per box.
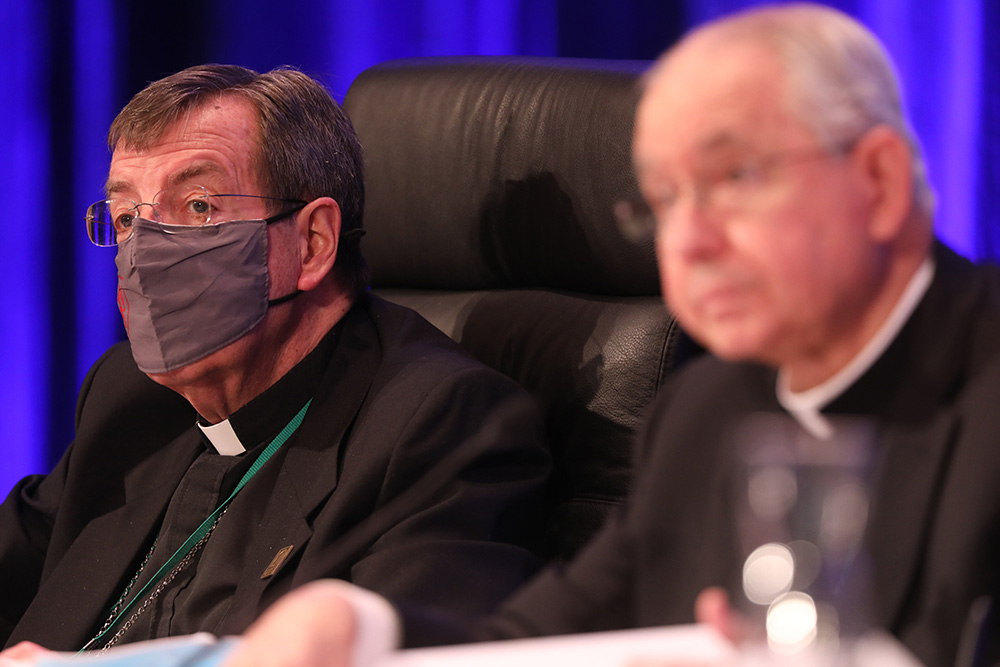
[0, 64, 550, 653]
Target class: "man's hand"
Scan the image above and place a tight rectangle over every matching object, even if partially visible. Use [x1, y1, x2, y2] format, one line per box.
[694, 587, 748, 644]
[0, 641, 51, 666]
[626, 588, 746, 667]
[224, 580, 358, 667]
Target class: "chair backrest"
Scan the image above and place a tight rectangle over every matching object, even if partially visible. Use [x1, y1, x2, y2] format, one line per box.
[344, 57, 698, 560]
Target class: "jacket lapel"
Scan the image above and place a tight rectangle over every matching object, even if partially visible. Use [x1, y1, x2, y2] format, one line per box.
[219, 304, 383, 632]
[865, 397, 959, 631]
[11, 429, 202, 650]
[837, 245, 978, 631]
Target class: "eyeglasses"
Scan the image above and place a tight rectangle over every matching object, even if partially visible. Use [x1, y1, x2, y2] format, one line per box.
[614, 140, 856, 243]
[85, 184, 308, 246]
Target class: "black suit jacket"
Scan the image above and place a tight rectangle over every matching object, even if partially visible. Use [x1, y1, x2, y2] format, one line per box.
[0, 295, 550, 650]
[465, 244, 1000, 667]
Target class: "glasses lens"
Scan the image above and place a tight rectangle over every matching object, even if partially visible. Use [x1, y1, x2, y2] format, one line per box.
[157, 185, 273, 225]
[158, 185, 212, 226]
[86, 200, 126, 246]
[201, 192, 284, 224]
[86, 186, 298, 244]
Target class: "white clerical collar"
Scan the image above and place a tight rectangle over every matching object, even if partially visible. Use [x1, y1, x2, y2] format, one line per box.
[776, 257, 935, 440]
[198, 418, 247, 456]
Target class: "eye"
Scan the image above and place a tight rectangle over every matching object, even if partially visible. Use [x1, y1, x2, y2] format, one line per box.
[179, 194, 212, 224]
[189, 198, 210, 215]
[107, 199, 137, 230]
[114, 212, 135, 230]
[704, 158, 763, 212]
[646, 190, 678, 220]
[636, 173, 679, 223]
[713, 157, 762, 185]
[724, 164, 753, 182]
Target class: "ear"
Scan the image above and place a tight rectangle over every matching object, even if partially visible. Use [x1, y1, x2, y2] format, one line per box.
[293, 197, 341, 292]
[849, 125, 914, 243]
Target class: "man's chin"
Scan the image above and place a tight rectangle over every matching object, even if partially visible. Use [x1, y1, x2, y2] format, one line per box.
[145, 363, 203, 389]
[696, 327, 776, 366]
[143, 353, 227, 390]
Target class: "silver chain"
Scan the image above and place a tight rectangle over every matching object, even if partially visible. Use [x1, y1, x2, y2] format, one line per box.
[91, 539, 158, 641]
[90, 506, 229, 653]
[82, 399, 312, 654]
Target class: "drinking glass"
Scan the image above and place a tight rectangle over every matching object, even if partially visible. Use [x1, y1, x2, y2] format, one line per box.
[731, 412, 876, 664]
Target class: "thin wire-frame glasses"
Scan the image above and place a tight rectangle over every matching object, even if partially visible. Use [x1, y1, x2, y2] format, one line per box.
[85, 185, 307, 246]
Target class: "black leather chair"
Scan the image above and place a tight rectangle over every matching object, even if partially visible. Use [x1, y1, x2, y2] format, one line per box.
[343, 57, 697, 561]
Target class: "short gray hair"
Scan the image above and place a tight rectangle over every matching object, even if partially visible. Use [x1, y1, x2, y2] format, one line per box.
[656, 3, 934, 216]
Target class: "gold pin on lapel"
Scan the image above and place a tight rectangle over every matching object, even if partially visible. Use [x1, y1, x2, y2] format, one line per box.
[261, 545, 295, 579]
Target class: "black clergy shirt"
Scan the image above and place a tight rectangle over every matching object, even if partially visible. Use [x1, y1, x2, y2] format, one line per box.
[99, 324, 340, 647]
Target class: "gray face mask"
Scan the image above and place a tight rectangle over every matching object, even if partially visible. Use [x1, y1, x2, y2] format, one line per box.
[115, 217, 299, 374]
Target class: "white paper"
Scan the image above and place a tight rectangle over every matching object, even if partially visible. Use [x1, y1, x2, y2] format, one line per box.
[26, 634, 237, 667]
[382, 625, 737, 667]
[15, 626, 733, 667]
[20, 625, 922, 667]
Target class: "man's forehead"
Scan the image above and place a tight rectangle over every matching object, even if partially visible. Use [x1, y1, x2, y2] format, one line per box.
[106, 98, 261, 196]
[646, 38, 785, 115]
[110, 96, 259, 161]
[634, 41, 793, 164]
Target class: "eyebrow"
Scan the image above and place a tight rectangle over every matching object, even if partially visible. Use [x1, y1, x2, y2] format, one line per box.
[696, 131, 752, 154]
[104, 162, 229, 197]
[633, 129, 757, 178]
[168, 163, 227, 187]
[104, 178, 132, 197]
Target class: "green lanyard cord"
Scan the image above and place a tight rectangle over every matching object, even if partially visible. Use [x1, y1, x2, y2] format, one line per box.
[80, 398, 312, 653]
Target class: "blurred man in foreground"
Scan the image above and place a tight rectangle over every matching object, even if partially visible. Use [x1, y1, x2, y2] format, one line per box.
[4, 4, 997, 667]
[220, 5, 999, 667]
[0, 64, 548, 652]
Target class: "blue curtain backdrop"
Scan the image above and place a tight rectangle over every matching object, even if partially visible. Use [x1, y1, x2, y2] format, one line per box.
[1, 0, 998, 495]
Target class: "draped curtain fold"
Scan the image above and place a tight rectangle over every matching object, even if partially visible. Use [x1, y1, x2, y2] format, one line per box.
[2, 0, 996, 494]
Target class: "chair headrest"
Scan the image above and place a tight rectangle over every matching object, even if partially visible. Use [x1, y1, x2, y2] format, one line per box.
[344, 56, 658, 296]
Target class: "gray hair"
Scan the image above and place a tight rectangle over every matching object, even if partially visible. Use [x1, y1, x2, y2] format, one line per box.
[657, 3, 934, 216]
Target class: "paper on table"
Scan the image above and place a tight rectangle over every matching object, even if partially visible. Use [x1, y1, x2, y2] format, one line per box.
[22, 625, 732, 667]
[22, 625, 921, 667]
[382, 625, 738, 667]
[385, 627, 923, 667]
[28, 634, 238, 667]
